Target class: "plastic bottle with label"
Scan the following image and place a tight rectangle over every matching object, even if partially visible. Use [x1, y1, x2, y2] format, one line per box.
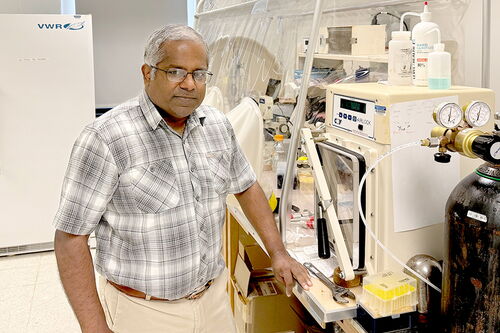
[411, 2, 439, 86]
[388, 31, 413, 86]
[428, 37, 451, 90]
[272, 134, 286, 172]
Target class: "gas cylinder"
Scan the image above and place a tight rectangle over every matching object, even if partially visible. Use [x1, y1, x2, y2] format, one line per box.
[441, 163, 499, 332]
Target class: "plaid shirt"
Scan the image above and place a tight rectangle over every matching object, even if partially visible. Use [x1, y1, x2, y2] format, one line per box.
[54, 91, 256, 299]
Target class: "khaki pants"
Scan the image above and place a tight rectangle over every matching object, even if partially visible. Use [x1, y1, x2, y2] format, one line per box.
[98, 270, 236, 333]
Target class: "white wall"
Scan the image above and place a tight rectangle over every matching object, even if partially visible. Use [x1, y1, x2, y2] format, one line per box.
[0, 0, 60, 13]
[76, 0, 188, 108]
[490, 0, 500, 104]
[462, 1, 482, 88]
[463, 0, 499, 105]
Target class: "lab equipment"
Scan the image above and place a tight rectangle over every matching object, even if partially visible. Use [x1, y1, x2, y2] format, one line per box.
[327, 25, 386, 56]
[301, 37, 310, 53]
[427, 27, 451, 90]
[442, 162, 499, 333]
[301, 128, 355, 280]
[361, 271, 417, 317]
[308, 82, 494, 282]
[314, 141, 367, 270]
[388, 31, 413, 86]
[258, 95, 274, 120]
[0, 14, 95, 255]
[421, 105, 499, 333]
[317, 27, 329, 54]
[433, 102, 463, 128]
[404, 255, 442, 320]
[464, 100, 491, 127]
[402, 2, 440, 86]
[272, 134, 286, 172]
[303, 262, 356, 304]
[226, 97, 265, 181]
[316, 204, 330, 259]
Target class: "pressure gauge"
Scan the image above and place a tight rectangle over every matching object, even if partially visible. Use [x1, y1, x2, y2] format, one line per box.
[433, 102, 463, 128]
[464, 101, 491, 127]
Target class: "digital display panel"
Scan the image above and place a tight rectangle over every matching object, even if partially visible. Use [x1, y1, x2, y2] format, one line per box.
[340, 98, 366, 114]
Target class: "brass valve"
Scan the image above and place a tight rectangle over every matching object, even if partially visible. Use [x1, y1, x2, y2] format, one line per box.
[423, 126, 500, 164]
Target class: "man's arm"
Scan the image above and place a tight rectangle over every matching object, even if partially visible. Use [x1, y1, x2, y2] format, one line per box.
[234, 182, 312, 296]
[54, 230, 112, 333]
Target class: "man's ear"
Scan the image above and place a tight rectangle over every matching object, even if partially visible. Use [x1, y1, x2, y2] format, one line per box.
[141, 64, 152, 84]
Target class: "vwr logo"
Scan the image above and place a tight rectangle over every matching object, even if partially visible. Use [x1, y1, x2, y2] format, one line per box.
[37, 22, 85, 30]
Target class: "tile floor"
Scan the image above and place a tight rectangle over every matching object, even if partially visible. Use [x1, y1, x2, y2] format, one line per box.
[0, 249, 97, 333]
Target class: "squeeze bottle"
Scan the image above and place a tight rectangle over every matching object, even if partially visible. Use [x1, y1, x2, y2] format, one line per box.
[428, 43, 451, 90]
[411, 2, 439, 86]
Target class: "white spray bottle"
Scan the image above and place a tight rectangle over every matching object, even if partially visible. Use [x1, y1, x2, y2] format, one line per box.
[401, 2, 440, 86]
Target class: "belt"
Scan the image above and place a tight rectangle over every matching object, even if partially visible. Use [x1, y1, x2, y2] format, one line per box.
[108, 279, 213, 301]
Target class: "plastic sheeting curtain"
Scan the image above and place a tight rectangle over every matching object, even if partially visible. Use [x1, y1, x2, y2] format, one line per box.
[196, 0, 470, 111]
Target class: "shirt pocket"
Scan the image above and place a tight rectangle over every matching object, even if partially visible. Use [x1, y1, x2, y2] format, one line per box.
[207, 150, 231, 195]
[128, 160, 180, 213]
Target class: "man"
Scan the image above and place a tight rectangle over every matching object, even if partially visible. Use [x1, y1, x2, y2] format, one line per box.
[54, 24, 311, 333]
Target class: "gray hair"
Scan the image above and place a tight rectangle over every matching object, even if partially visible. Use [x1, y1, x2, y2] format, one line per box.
[144, 24, 209, 79]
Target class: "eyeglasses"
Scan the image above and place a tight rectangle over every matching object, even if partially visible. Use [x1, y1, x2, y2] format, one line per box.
[151, 66, 213, 84]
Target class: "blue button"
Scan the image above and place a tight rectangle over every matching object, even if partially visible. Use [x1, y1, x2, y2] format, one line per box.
[343, 113, 347, 119]
[339, 112, 343, 118]
[348, 115, 352, 120]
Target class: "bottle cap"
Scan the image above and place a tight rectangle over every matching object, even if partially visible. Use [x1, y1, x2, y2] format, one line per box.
[274, 134, 284, 141]
[433, 43, 445, 52]
[391, 31, 411, 39]
[421, 1, 432, 22]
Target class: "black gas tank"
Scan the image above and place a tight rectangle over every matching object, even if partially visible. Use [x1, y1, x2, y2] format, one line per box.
[441, 163, 499, 332]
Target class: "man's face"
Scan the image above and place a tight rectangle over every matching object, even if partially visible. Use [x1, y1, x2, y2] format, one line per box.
[142, 40, 208, 121]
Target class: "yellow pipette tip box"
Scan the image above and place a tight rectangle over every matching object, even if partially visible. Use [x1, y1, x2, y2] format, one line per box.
[361, 271, 417, 318]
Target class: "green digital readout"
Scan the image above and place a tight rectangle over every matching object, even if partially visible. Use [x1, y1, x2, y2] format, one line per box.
[340, 98, 366, 114]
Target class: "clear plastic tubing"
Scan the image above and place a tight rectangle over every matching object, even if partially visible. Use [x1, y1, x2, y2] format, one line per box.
[357, 140, 442, 293]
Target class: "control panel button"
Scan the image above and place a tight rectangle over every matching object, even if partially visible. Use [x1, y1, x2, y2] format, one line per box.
[358, 124, 364, 131]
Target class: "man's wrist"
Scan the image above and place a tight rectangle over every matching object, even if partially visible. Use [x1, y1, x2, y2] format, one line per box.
[269, 248, 288, 259]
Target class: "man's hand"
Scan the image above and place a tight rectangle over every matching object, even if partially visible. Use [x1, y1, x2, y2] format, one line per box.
[234, 183, 314, 297]
[271, 250, 312, 297]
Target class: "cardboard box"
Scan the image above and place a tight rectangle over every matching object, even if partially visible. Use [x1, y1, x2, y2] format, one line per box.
[232, 247, 301, 333]
[242, 244, 272, 270]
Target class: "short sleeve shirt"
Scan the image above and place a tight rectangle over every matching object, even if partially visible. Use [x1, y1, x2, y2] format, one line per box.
[53, 91, 256, 299]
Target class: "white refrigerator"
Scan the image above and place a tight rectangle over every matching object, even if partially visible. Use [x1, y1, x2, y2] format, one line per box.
[0, 14, 95, 255]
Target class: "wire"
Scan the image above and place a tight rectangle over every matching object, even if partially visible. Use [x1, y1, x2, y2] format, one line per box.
[357, 140, 442, 293]
[275, 103, 287, 117]
[372, 11, 409, 31]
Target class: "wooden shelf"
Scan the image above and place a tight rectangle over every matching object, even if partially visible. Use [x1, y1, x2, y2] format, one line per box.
[298, 52, 388, 63]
